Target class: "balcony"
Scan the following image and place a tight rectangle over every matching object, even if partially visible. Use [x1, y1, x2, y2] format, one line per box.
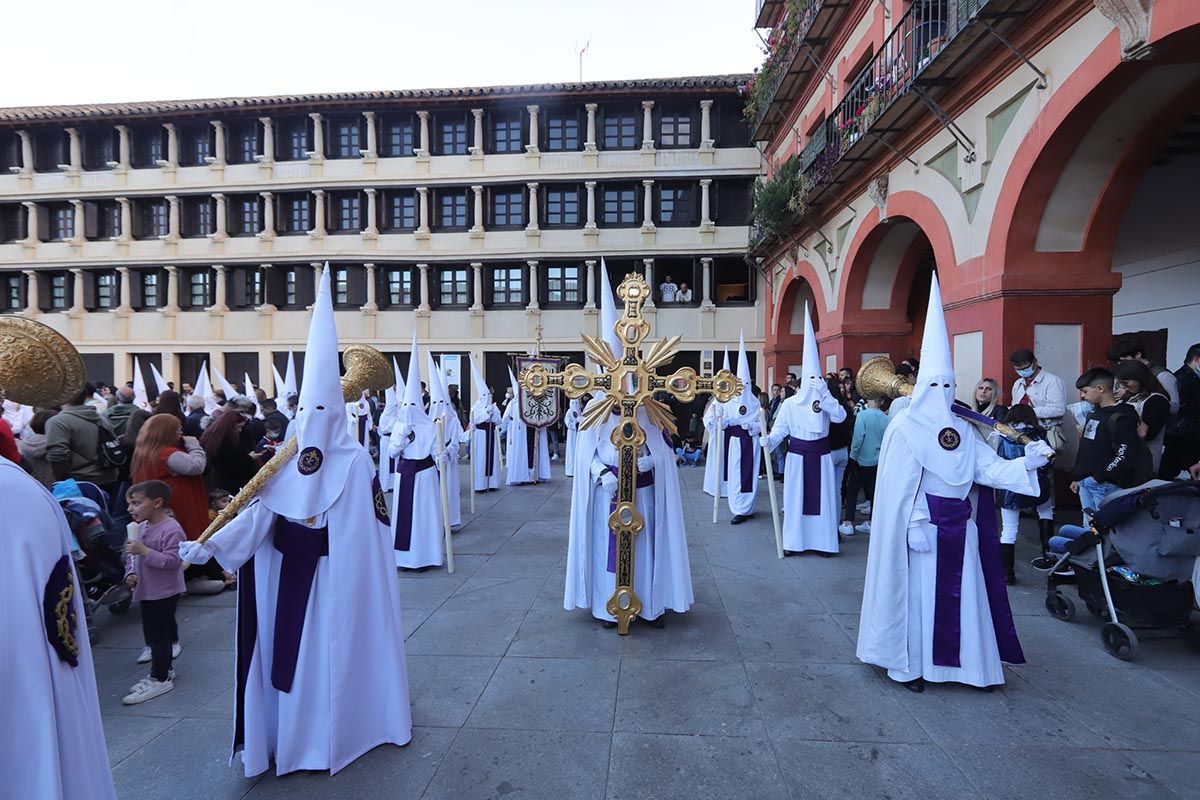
[751, 0, 1042, 251]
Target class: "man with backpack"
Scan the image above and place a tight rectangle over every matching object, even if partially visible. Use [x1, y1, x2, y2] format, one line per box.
[45, 382, 121, 498]
[1070, 367, 1152, 516]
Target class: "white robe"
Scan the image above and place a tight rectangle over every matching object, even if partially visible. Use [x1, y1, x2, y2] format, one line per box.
[438, 422, 462, 529]
[722, 400, 762, 517]
[377, 399, 398, 488]
[857, 414, 1038, 687]
[346, 400, 371, 456]
[462, 402, 502, 491]
[1, 457, 116, 800]
[765, 394, 847, 553]
[702, 399, 728, 498]
[563, 403, 582, 478]
[564, 409, 693, 621]
[389, 423, 445, 569]
[501, 401, 551, 484]
[204, 451, 411, 777]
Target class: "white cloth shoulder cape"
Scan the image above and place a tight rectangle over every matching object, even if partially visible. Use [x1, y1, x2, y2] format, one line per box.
[388, 422, 445, 569]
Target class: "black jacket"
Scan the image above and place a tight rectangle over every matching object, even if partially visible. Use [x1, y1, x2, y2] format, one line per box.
[1073, 404, 1143, 487]
[183, 409, 206, 438]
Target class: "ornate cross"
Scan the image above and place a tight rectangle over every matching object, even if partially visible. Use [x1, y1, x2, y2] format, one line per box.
[519, 273, 740, 634]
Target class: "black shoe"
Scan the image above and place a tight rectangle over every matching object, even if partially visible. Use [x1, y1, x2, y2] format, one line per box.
[642, 616, 665, 629]
[601, 620, 617, 629]
[783, 550, 798, 557]
[1037, 518, 1055, 561]
[1000, 543, 1016, 586]
[902, 677, 925, 693]
[730, 514, 749, 525]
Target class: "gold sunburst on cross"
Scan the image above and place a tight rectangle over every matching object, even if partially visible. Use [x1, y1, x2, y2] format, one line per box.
[519, 273, 740, 634]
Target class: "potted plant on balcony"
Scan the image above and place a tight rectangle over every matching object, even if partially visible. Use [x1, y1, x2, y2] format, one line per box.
[752, 156, 801, 236]
[742, 0, 820, 123]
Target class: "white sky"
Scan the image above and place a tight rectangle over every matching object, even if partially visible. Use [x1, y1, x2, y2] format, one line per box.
[1, 0, 764, 108]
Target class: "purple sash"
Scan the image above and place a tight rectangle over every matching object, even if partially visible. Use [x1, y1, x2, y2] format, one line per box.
[604, 465, 655, 573]
[477, 421, 497, 478]
[525, 425, 537, 471]
[787, 436, 831, 515]
[234, 554, 257, 749]
[356, 413, 368, 445]
[723, 425, 754, 494]
[393, 455, 435, 551]
[927, 491, 1025, 668]
[270, 519, 329, 693]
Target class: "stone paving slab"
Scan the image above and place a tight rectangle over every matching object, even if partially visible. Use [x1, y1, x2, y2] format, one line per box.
[88, 462, 1199, 799]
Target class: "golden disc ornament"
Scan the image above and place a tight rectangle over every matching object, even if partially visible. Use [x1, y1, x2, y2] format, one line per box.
[0, 316, 85, 407]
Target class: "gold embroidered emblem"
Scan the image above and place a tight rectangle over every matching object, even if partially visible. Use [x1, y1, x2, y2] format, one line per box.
[938, 427, 961, 451]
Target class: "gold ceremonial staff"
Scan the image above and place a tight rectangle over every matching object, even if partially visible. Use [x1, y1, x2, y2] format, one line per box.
[519, 273, 740, 634]
[197, 344, 393, 543]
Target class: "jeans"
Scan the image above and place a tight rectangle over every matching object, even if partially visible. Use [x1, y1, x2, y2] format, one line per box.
[1078, 476, 1120, 526]
[842, 461, 877, 521]
[140, 594, 180, 681]
[675, 448, 702, 466]
[1049, 524, 1088, 554]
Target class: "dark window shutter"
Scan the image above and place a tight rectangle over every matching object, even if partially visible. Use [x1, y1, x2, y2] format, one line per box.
[129, 204, 145, 239]
[36, 206, 50, 241]
[130, 270, 145, 308]
[266, 268, 285, 307]
[296, 269, 315, 307]
[348, 266, 367, 306]
[36, 273, 50, 311]
[83, 201, 99, 239]
[231, 267, 248, 308]
[82, 272, 97, 308]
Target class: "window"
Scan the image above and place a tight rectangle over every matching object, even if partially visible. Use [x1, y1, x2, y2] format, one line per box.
[546, 264, 582, 305]
[83, 129, 114, 170]
[3, 274, 23, 310]
[544, 186, 580, 227]
[33, 131, 65, 172]
[601, 185, 637, 226]
[435, 190, 468, 230]
[284, 269, 297, 305]
[330, 117, 362, 159]
[713, 257, 754, 305]
[0, 205, 24, 243]
[490, 266, 524, 305]
[658, 108, 693, 148]
[133, 127, 163, 168]
[181, 126, 210, 166]
[438, 267, 469, 306]
[187, 270, 211, 308]
[333, 267, 350, 304]
[329, 192, 361, 233]
[232, 195, 259, 236]
[489, 188, 523, 228]
[97, 201, 121, 239]
[183, 197, 213, 237]
[381, 115, 416, 157]
[141, 272, 159, 308]
[437, 115, 468, 155]
[546, 111, 580, 151]
[384, 191, 416, 231]
[143, 200, 168, 238]
[95, 272, 117, 309]
[489, 113, 522, 153]
[385, 267, 413, 306]
[245, 270, 262, 307]
[279, 118, 308, 160]
[657, 183, 695, 226]
[602, 108, 637, 149]
[229, 120, 259, 164]
[49, 274, 68, 309]
[282, 194, 310, 234]
[51, 205, 74, 240]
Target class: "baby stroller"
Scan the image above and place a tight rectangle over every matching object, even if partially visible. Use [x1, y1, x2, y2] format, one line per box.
[1045, 479, 1200, 660]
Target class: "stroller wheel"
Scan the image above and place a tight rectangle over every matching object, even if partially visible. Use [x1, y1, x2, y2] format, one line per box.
[1100, 622, 1139, 661]
[1045, 592, 1076, 622]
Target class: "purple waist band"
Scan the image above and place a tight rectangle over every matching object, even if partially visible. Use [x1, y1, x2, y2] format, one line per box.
[393, 455, 436, 551]
[788, 436, 830, 516]
[723, 425, 755, 494]
[270, 519, 330, 693]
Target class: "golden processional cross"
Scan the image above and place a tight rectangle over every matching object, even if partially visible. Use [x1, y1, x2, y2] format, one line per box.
[519, 273, 740, 634]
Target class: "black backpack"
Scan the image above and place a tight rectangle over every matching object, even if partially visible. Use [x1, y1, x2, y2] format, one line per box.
[93, 422, 129, 469]
[1106, 411, 1154, 488]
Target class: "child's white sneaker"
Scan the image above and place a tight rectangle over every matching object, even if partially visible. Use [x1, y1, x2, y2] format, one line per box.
[136, 646, 152, 664]
[122, 676, 174, 705]
[172, 642, 182, 659]
[838, 522, 855, 536]
[855, 521, 872, 534]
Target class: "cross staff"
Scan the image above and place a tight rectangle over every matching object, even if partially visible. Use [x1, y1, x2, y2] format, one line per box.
[519, 273, 740, 634]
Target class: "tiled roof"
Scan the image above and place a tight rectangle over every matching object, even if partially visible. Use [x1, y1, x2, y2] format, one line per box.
[0, 74, 751, 125]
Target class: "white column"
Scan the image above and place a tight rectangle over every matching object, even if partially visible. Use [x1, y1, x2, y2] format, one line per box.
[259, 192, 275, 239]
[470, 109, 484, 156]
[162, 123, 178, 168]
[209, 265, 228, 312]
[257, 263, 276, 311]
[362, 112, 377, 159]
[362, 262, 378, 311]
[584, 103, 598, 151]
[70, 269, 85, 313]
[16, 131, 33, 174]
[642, 258, 655, 308]
[163, 265, 180, 312]
[526, 260, 540, 311]
[700, 257, 715, 308]
[584, 259, 596, 309]
[525, 105, 540, 153]
[258, 117, 274, 163]
[116, 197, 132, 242]
[416, 187, 430, 235]
[526, 182, 539, 232]
[363, 189, 378, 238]
[641, 101, 655, 150]
[211, 193, 227, 240]
[700, 179, 714, 227]
[209, 121, 226, 166]
[641, 179, 655, 230]
[700, 99, 714, 148]
[310, 262, 322, 309]
[166, 196, 180, 241]
[70, 200, 85, 244]
[23, 269, 39, 313]
[470, 262, 484, 312]
[308, 113, 324, 160]
[22, 202, 38, 244]
[416, 111, 430, 157]
[66, 128, 82, 172]
[584, 181, 597, 231]
[417, 263, 431, 312]
[470, 185, 484, 236]
[310, 189, 326, 237]
[116, 266, 132, 313]
[115, 125, 131, 169]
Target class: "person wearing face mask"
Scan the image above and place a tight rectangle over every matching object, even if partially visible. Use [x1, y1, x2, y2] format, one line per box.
[1008, 348, 1068, 548]
[857, 275, 1053, 692]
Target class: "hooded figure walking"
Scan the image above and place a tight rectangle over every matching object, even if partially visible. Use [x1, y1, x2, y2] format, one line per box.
[180, 267, 412, 776]
[856, 274, 1052, 691]
[463, 356, 502, 492]
[427, 353, 463, 529]
[722, 331, 762, 524]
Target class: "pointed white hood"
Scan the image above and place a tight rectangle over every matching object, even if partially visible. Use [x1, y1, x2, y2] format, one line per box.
[598, 257, 622, 359]
[736, 330, 754, 407]
[468, 354, 492, 412]
[795, 302, 824, 405]
[272, 363, 287, 400]
[149, 362, 169, 395]
[194, 362, 218, 414]
[426, 351, 450, 420]
[284, 351, 298, 399]
[131, 357, 149, 409]
[257, 266, 363, 518]
[396, 332, 429, 429]
[212, 365, 238, 401]
[722, 348, 730, 374]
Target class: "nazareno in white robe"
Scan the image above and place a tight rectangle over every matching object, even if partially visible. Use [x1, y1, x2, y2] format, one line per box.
[563, 400, 582, 478]
[388, 422, 445, 569]
[857, 412, 1037, 687]
[436, 415, 462, 529]
[702, 397, 728, 498]
[462, 400, 502, 491]
[722, 398, 762, 517]
[1, 456, 116, 800]
[501, 399, 551, 484]
[564, 405, 693, 622]
[204, 449, 412, 777]
[346, 400, 371, 456]
[764, 392, 847, 553]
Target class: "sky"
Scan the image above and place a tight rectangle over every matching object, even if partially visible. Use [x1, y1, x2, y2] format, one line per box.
[1, 0, 765, 108]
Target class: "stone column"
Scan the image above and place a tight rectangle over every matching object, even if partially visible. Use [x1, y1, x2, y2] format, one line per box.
[209, 121, 226, 166]
[16, 131, 33, 174]
[115, 126, 131, 170]
[584, 103, 598, 151]
[23, 269, 39, 313]
[584, 181, 597, 232]
[116, 197, 132, 242]
[416, 187, 430, 236]
[308, 113, 324, 160]
[211, 193, 227, 240]
[416, 111, 430, 157]
[700, 179, 714, 227]
[641, 180, 655, 230]
[362, 111, 377, 159]
[470, 186, 484, 237]
[163, 265, 180, 313]
[22, 202, 38, 245]
[162, 123, 178, 168]
[700, 257, 715, 309]
[584, 259, 597, 309]
[361, 262, 378, 312]
[166, 196, 181, 241]
[526, 182, 540, 233]
[259, 191, 275, 239]
[525, 105, 540, 154]
[116, 266, 133, 314]
[66, 128, 82, 172]
[363, 189, 379, 238]
[642, 258, 655, 308]
[69, 269, 85, 313]
[210, 265, 229, 312]
[700, 100, 715, 148]
[526, 260, 540, 311]
[309, 262, 322, 310]
[257, 263, 276, 312]
[258, 117, 274, 163]
[641, 101, 655, 150]
[417, 263, 431, 312]
[470, 109, 484, 156]
[470, 262, 484, 312]
[70, 200, 85, 244]
[310, 190, 325, 237]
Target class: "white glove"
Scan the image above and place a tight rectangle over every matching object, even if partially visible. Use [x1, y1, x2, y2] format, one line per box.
[906, 528, 930, 553]
[636, 455, 653, 472]
[747, 423, 762, 437]
[600, 472, 618, 494]
[1023, 440, 1054, 470]
[179, 541, 214, 564]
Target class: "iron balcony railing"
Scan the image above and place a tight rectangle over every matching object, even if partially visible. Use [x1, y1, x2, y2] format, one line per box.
[750, 0, 823, 134]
